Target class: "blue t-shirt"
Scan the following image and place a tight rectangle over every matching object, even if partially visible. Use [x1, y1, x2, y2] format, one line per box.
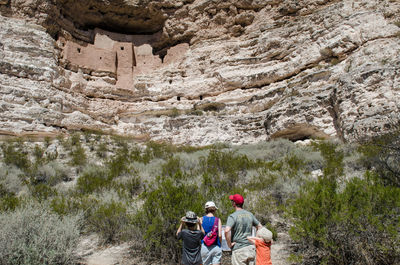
[201, 216, 221, 247]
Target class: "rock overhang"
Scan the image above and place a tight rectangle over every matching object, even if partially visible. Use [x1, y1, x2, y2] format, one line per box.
[56, 0, 180, 35]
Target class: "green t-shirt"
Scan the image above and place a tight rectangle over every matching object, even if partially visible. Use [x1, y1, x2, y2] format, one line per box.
[226, 209, 260, 251]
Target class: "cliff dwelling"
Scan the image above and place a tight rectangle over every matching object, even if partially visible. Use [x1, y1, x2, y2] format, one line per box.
[59, 28, 189, 88]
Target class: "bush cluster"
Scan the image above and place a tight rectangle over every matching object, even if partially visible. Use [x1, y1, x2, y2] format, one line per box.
[288, 141, 400, 264]
[0, 131, 398, 265]
[0, 203, 81, 265]
[137, 172, 204, 262]
[358, 128, 400, 187]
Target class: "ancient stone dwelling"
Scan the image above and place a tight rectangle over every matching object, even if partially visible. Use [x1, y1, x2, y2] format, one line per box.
[61, 28, 188, 88]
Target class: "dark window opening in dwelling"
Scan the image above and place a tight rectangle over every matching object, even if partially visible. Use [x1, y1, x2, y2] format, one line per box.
[200, 95, 203, 100]
[100, 57, 102, 60]
[77, 48, 81, 53]
[121, 47, 124, 50]
[169, 80, 172, 84]
[177, 96, 181, 101]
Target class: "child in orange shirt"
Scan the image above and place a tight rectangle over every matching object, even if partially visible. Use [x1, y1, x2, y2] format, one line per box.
[247, 227, 273, 265]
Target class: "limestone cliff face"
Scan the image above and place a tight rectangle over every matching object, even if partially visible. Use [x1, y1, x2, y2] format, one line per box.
[0, 0, 399, 145]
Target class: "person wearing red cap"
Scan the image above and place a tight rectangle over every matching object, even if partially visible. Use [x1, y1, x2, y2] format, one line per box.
[225, 194, 262, 265]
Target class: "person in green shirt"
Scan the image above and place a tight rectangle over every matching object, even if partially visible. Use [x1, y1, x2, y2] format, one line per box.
[225, 194, 262, 265]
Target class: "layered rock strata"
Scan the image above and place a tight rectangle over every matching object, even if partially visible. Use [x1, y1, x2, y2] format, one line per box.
[0, 0, 399, 145]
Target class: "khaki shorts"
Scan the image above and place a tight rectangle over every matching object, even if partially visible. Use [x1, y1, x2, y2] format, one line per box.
[231, 245, 255, 265]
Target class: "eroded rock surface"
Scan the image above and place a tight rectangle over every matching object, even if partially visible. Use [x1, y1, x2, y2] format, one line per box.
[1, 0, 400, 145]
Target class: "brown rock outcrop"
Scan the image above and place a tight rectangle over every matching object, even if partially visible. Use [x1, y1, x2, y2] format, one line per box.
[0, 0, 399, 145]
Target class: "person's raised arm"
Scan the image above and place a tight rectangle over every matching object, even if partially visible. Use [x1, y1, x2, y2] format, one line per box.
[198, 217, 205, 235]
[176, 217, 185, 237]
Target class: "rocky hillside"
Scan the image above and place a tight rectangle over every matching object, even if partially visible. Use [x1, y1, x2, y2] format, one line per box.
[1, 0, 399, 145]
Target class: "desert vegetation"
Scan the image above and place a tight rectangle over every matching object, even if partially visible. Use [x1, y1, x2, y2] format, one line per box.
[0, 130, 399, 265]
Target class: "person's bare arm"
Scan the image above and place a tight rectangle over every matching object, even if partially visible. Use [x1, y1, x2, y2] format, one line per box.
[225, 226, 233, 248]
[218, 218, 222, 244]
[198, 217, 205, 235]
[247, 236, 263, 245]
[176, 217, 185, 237]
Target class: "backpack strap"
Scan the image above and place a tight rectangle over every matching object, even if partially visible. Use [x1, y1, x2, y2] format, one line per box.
[211, 217, 218, 233]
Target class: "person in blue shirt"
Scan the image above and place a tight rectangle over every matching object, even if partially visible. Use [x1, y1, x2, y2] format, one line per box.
[200, 201, 222, 265]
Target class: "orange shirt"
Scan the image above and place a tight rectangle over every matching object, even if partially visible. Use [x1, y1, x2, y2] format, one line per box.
[254, 239, 272, 265]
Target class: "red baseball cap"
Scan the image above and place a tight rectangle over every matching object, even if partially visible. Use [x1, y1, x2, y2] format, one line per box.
[229, 194, 244, 205]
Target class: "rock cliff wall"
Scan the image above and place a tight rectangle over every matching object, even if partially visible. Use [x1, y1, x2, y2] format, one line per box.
[0, 0, 399, 145]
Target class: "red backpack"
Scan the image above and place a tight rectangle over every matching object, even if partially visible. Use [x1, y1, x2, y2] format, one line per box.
[203, 217, 219, 246]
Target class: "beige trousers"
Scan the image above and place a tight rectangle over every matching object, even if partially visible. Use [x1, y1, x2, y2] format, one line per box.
[231, 245, 255, 265]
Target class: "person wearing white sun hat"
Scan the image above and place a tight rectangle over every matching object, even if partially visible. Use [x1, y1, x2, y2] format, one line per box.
[200, 201, 222, 265]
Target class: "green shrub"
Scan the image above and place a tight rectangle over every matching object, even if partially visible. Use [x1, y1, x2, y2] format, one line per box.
[337, 172, 400, 263]
[0, 193, 20, 212]
[200, 149, 262, 190]
[29, 183, 57, 202]
[1, 140, 31, 172]
[0, 183, 20, 212]
[0, 165, 25, 194]
[170, 107, 180, 117]
[52, 191, 136, 244]
[51, 195, 74, 216]
[189, 109, 203, 116]
[311, 141, 344, 179]
[70, 132, 81, 146]
[33, 161, 70, 186]
[106, 147, 131, 179]
[161, 156, 182, 177]
[0, 203, 81, 265]
[33, 144, 45, 165]
[136, 174, 204, 262]
[284, 153, 306, 178]
[44, 136, 51, 148]
[86, 200, 133, 243]
[69, 144, 87, 167]
[96, 142, 108, 158]
[112, 175, 142, 199]
[287, 141, 400, 264]
[50, 194, 98, 217]
[129, 145, 152, 164]
[358, 128, 400, 187]
[76, 165, 109, 194]
[145, 141, 175, 159]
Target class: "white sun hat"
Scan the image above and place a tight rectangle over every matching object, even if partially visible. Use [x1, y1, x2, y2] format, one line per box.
[205, 201, 218, 209]
[257, 227, 273, 242]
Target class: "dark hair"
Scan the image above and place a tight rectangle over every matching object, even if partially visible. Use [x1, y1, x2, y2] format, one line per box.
[205, 207, 216, 214]
[232, 201, 244, 208]
[186, 222, 196, 228]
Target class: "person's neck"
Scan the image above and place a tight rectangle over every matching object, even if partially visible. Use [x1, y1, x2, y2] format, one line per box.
[206, 213, 214, 217]
[235, 206, 243, 211]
